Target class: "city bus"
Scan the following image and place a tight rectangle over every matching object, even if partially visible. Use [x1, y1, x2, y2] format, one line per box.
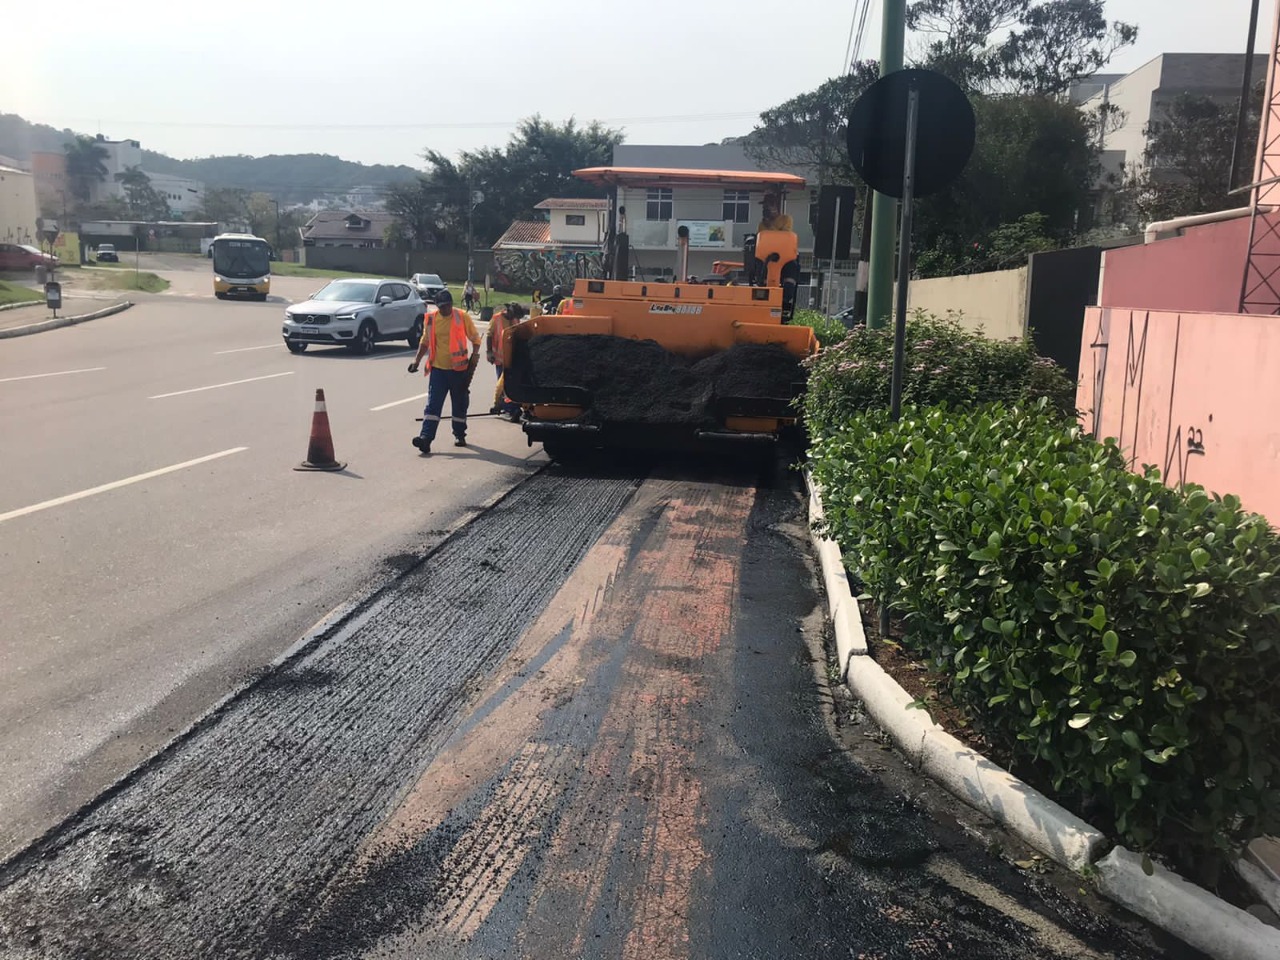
[210, 233, 271, 300]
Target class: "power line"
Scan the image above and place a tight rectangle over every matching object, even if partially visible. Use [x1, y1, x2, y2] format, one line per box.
[28, 112, 763, 133]
[842, 0, 861, 74]
[853, 0, 874, 66]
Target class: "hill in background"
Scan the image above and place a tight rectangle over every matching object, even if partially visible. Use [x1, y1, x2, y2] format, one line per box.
[0, 112, 419, 206]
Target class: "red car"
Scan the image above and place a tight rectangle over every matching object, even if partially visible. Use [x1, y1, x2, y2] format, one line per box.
[0, 243, 58, 272]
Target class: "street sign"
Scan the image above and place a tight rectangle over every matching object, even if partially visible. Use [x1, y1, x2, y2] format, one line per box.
[846, 68, 975, 200]
[813, 184, 858, 262]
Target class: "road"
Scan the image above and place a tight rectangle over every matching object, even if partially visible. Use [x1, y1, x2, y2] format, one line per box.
[0, 462, 1196, 959]
[0, 256, 541, 858]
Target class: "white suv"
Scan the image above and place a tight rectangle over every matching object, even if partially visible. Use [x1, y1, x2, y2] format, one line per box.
[282, 278, 425, 355]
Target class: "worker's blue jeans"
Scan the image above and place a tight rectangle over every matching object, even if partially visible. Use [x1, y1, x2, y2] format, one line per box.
[419, 367, 469, 443]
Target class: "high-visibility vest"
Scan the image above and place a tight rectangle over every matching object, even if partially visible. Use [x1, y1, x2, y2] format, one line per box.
[427, 308, 471, 371]
[491, 315, 506, 357]
[558, 297, 576, 315]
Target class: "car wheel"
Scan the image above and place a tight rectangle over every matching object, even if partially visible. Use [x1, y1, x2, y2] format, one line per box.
[255, 293, 268, 302]
[286, 341, 307, 354]
[350, 320, 377, 355]
[215, 292, 227, 300]
[408, 316, 424, 348]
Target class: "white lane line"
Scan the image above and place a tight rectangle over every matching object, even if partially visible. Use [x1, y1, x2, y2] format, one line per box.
[149, 371, 294, 400]
[370, 392, 428, 412]
[214, 344, 281, 355]
[0, 447, 249, 525]
[0, 366, 106, 384]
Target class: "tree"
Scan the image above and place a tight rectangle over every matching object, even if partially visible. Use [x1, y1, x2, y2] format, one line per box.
[907, 0, 1137, 94]
[1117, 89, 1263, 225]
[64, 135, 109, 202]
[120, 167, 170, 220]
[383, 176, 452, 250]
[744, 61, 882, 183]
[197, 187, 252, 228]
[407, 116, 625, 249]
[912, 94, 1095, 275]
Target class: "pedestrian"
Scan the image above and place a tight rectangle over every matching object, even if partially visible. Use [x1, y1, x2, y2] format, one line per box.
[407, 289, 481, 454]
[487, 302, 526, 421]
[463, 279, 478, 312]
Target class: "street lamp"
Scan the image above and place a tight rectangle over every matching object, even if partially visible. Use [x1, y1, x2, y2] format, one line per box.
[269, 198, 281, 254]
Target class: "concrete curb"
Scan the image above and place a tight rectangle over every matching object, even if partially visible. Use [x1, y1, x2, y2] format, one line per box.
[806, 477, 1278, 958]
[804, 473, 867, 679]
[1097, 847, 1280, 960]
[0, 300, 43, 313]
[0, 301, 132, 339]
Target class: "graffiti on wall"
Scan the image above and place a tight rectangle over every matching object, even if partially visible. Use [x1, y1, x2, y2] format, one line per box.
[1085, 308, 1211, 489]
[493, 248, 606, 292]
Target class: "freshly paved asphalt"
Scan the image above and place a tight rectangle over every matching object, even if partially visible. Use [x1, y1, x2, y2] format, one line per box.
[0, 257, 541, 857]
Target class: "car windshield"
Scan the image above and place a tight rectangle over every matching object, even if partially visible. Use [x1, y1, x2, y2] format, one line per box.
[313, 280, 378, 303]
[99, 245, 115, 252]
[212, 240, 270, 278]
[417, 275, 442, 285]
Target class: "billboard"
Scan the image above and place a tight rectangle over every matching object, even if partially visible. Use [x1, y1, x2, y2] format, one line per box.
[676, 220, 727, 248]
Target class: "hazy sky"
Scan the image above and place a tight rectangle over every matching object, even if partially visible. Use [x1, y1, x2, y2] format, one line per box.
[5, 0, 1272, 169]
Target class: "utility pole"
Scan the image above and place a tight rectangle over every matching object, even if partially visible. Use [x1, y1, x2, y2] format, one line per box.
[865, 0, 907, 330]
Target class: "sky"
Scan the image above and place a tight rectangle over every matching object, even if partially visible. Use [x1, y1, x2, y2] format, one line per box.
[4, 0, 1272, 169]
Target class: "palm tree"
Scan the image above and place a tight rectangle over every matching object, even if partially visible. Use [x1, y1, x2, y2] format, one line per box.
[65, 136, 110, 203]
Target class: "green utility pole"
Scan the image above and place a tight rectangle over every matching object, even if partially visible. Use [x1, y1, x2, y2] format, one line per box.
[865, 0, 907, 330]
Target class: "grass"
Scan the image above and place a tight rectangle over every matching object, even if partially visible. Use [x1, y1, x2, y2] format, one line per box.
[0, 280, 43, 306]
[86, 269, 170, 293]
[269, 262, 399, 280]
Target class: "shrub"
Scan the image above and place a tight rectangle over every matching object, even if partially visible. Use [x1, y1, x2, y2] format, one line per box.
[791, 308, 849, 349]
[803, 311, 1076, 436]
[811, 402, 1280, 881]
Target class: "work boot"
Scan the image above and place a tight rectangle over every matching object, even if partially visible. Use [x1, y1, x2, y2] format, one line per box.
[412, 436, 431, 454]
[454, 436, 467, 447]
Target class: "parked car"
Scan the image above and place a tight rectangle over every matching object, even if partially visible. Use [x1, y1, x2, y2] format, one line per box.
[409, 272, 447, 302]
[96, 243, 119, 263]
[282, 278, 425, 355]
[0, 243, 58, 272]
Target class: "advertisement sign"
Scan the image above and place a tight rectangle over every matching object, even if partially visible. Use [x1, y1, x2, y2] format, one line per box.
[677, 220, 727, 248]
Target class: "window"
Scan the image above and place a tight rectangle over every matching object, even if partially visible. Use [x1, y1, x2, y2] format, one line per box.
[646, 188, 672, 221]
[565, 214, 586, 226]
[722, 190, 750, 223]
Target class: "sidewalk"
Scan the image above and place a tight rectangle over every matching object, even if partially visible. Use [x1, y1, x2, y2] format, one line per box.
[0, 296, 130, 337]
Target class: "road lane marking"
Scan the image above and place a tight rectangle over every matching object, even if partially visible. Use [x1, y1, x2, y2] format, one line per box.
[149, 371, 294, 399]
[371, 392, 428, 412]
[214, 344, 281, 355]
[0, 447, 248, 525]
[0, 366, 106, 384]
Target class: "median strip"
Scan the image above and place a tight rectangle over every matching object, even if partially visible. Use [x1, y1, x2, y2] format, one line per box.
[0, 447, 248, 524]
[149, 371, 294, 399]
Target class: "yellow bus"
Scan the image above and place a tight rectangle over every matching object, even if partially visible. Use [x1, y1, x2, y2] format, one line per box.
[211, 233, 271, 300]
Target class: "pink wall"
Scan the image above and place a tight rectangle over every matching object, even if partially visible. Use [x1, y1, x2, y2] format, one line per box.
[1077, 307, 1280, 524]
[1100, 217, 1250, 313]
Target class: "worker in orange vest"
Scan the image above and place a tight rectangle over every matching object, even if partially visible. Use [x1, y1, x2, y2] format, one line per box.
[407, 289, 481, 454]
[487, 302, 526, 420]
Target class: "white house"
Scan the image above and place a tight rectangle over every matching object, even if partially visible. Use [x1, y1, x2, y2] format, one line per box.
[608, 144, 817, 280]
[87, 136, 204, 216]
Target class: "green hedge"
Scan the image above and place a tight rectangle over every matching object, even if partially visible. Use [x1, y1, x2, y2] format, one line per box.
[791, 308, 849, 348]
[811, 402, 1280, 880]
[802, 311, 1076, 435]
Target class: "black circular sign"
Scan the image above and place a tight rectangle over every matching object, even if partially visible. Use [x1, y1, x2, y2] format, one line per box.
[846, 68, 976, 199]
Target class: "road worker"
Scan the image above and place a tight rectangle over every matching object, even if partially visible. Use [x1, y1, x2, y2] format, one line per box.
[557, 293, 576, 315]
[407, 289, 481, 453]
[487, 302, 525, 420]
[758, 188, 794, 232]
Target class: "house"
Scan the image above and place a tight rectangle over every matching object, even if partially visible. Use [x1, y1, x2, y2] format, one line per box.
[490, 198, 609, 291]
[1077, 53, 1267, 182]
[300, 209, 397, 249]
[606, 143, 818, 280]
[0, 165, 39, 246]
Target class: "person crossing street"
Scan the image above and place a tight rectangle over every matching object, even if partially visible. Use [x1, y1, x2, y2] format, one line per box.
[407, 290, 481, 454]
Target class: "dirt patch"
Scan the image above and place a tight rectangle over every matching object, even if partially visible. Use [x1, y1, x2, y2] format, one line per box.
[521, 335, 803, 425]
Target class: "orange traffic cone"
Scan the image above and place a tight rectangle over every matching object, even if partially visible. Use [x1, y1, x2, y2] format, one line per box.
[295, 388, 347, 472]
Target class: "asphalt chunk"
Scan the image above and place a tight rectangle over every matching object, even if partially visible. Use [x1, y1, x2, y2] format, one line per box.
[0, 471, 639, 960]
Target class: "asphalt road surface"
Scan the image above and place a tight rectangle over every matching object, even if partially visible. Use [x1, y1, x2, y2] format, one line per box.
[0, 259, 541, 858]
[0, 452, 1198, 958]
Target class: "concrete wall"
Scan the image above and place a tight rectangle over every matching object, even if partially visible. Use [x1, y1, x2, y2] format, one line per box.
[902, 266, 1028, 340]
[1100, 216, 1248, 313]
[1078, 307, 1280, 524]
[0, 166, 39, 245]
[304, 245, 494, 282]
[549, 209, 604, 245]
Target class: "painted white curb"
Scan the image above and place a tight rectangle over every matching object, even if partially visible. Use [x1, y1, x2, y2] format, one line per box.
[0, 301, 131, 339]
[1235, 857, 1280, 918]
[804, 472, 867, 679]
[0, 300, 42, 313]
[919, 728, 1106, 871]
[844, 656, 940, 767]
[1097, 847, 1280, 960]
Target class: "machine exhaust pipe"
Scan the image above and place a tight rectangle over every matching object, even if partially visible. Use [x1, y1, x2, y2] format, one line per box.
[677, 224, 690, 281]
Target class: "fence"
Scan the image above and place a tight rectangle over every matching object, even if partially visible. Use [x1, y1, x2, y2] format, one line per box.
[303, 246, 494, 282]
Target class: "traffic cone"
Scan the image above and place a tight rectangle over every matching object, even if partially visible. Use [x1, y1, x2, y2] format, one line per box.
[295, 388, 347, 472]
